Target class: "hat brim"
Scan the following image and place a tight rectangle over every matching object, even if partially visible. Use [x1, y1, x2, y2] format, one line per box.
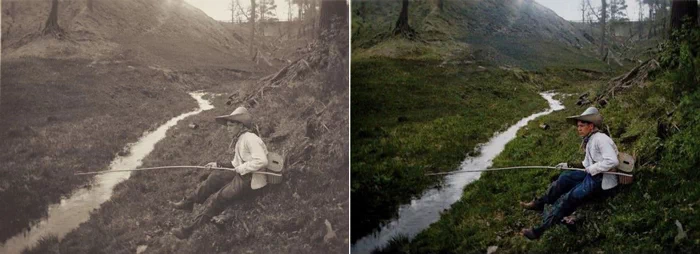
[566, 114, 602, 127]
[215, 114, 252, 127]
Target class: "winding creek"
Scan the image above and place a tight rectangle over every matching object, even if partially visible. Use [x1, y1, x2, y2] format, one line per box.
[352, 92, 565, 254]
[0, 92, 214, 254]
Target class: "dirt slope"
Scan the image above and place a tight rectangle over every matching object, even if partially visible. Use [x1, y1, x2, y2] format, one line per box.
[0, 0, 309, 247]
[48, 24, 349, 254]
[2, 0, 253, 71]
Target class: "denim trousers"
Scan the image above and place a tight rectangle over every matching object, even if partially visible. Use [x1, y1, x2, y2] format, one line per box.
[533, 170, 603, 235]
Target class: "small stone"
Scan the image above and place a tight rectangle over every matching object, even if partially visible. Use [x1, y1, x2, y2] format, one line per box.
[675, 220, 687, 243]
[323, 219, 336, 244]
[189, 123, 199, 129]
[118, 148, 130, 157]
[136, 245, 148, 254]
[539, 124, 549, 130]
[293, 192, 300, 199]
[487, 245, 498, 254]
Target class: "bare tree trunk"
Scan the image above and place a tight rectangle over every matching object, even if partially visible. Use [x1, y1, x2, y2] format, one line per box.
[260, 0, 265, 37]
[250, 0, 256, 55]
[600, 0, 607, 56]
[231, 0, 236, 24]
[43, 0, 63, 38]
[661, 0, 668, 37]
[638, 0, 644, 38]
[297, 0, 303, 38]
[648, 2, 654, 38]
[671, 0, 699, 30]
[394, 0, 416, 39]
[311, 0, 318, 36]
[319, 0, 348, 34]
[581, 0, 586, 23]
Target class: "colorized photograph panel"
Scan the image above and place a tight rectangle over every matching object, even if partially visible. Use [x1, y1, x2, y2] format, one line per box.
[351, 0, 700, 253]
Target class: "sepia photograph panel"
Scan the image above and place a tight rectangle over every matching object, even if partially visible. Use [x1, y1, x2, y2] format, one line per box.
[1, 0, 348, 253]
[351, 0, 699, 253]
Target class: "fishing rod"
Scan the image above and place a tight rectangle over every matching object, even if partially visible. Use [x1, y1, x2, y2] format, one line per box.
[425, 166, 633, 177]
[74, 166, 282, 177]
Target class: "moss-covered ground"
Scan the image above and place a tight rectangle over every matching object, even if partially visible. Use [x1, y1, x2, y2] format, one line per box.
[350, 55, 620, 243]
[376, 27, 700, 253]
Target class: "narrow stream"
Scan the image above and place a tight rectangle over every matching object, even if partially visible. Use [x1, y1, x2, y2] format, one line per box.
[352, 92, 565, 254]
[0, 92, 214, 254]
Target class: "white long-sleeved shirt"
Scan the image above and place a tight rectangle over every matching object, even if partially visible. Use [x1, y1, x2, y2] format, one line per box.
[230, 132, 269, 189]
[582, 132, 619, 190]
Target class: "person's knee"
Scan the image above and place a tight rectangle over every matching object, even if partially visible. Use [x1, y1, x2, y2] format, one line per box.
[221, 184, 240, 200]
[570, 186, 592, 200]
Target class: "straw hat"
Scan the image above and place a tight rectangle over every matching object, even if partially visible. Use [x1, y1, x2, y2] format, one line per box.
[215, 107, 252, 127]
[566, 107, 603, 127]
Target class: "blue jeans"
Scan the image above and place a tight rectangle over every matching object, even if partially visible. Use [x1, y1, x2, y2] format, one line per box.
[533, 171, 603, 235]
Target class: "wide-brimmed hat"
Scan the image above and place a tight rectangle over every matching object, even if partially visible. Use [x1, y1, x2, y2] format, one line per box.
[566, 107, 603, 127]
[215, 107, 252, 127]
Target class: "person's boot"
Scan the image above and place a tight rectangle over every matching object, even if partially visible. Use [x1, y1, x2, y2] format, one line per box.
[521, 228, 541, 240]
[172, 225, 194, 239]
[172, 214, 209, 240]
[519, 199, 544, 212]
[171, 198, 194, 212]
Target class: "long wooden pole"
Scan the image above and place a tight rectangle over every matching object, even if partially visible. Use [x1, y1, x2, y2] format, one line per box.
[75, 166, 282, 176]
[425, 166, 633, 177]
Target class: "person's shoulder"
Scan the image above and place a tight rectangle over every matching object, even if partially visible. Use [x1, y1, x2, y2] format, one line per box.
[241, 132, 264, 143]
[593, 132, 615, 144]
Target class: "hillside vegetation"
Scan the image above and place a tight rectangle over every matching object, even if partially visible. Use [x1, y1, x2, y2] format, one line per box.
[20, 14, 350, 254]
[351, 0, 611, 69]
[2, 0, 255, 70]
[379, 26, 700, 253]
[349, 0, 635, 245]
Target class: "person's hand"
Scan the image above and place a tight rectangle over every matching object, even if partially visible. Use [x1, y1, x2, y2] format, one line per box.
[204, 162, 217, 169]
[555, 162, 568, 169]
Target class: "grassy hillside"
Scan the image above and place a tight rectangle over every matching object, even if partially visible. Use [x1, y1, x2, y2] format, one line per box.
[350, 55, 623, 242]
[351, 0, 610, 69]
[380, 27, 700, 253]
[1, 0, 254, 71]
[1, 0, 338, 251]
[20, 22, 349, 253]
[349, 0, 634, 243]
[0, 57, 196, 242]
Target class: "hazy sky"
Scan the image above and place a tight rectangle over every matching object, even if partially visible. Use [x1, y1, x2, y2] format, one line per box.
[185, 0, 297, 22]
[536, 0, 644, 21]
[185, 0, 646, 22]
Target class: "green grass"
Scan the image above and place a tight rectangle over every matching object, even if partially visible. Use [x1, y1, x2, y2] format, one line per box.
[385, 28, 700, 253]
[351, 57, 563, 242]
